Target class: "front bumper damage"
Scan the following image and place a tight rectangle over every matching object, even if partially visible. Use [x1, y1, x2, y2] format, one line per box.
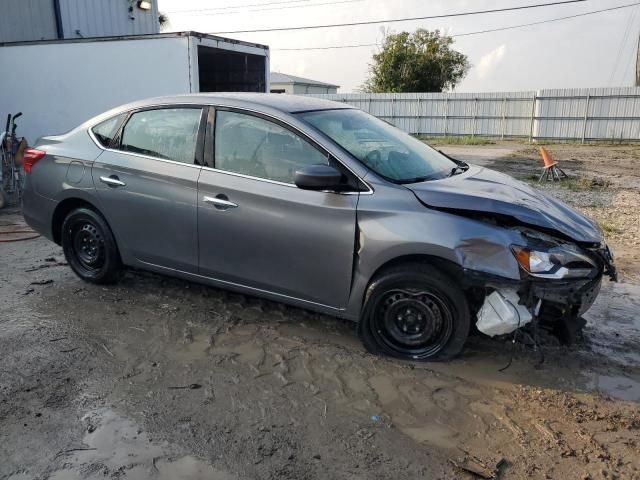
[530, 275, 602, 318]
[528, 242, 616, 316]
[525, 275, 603, 343]
[468, 242, 616, 344]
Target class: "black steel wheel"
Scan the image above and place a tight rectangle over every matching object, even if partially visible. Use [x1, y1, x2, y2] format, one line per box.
[358, 264, 470, 361]
[61, 207, 122, 284]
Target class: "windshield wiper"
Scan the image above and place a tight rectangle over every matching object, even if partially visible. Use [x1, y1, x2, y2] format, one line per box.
[449, 163, 469, 177]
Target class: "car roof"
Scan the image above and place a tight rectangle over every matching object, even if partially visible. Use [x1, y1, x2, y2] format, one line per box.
[123, 93, 352, 114]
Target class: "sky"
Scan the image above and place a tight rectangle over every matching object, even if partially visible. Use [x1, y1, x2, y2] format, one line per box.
[157, 0, 640, 93]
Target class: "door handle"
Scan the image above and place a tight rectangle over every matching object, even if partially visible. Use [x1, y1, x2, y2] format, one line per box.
[203, 195, 238, 210]
[100, 175, 126, 187]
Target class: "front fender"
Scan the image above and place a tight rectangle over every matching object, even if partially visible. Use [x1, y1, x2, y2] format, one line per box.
[344, 184, 525, 320]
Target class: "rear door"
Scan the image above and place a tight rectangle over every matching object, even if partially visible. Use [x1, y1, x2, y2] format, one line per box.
[197, 108, 358, 308]
[91, 106, 206, 273]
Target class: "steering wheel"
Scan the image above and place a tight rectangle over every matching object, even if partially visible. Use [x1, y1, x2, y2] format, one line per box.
[364, 149, 383, 169]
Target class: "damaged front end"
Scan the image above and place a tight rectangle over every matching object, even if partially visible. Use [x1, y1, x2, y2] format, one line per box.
[472, 227, 616, 344]
[403, 162, 617, 344]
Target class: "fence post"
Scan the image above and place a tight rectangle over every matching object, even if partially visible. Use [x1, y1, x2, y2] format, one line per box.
[500, 97, 507, 140]
[581, 92, 590, 144]
[391, 96, 396, 126]
[416, 97, 421, 136]
[528, 93, 537, 142]
[472, 97, 478, 137]
[444, 97, 449, 137]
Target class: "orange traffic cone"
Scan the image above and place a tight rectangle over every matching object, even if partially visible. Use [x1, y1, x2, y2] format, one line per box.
[538, 147, 568, 182]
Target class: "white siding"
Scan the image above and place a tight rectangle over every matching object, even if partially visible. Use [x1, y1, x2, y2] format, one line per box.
[292, 84, 337, 94]
[270, 83, 295, 94]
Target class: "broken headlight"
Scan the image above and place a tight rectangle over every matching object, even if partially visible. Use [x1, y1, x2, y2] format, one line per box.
[511, 244, 597, 279]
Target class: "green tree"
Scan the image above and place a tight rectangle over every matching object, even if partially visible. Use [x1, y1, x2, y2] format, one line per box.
[363, 29, 470, 93]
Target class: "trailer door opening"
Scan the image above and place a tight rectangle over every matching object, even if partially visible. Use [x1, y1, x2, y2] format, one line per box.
[197, 46, 266, 93]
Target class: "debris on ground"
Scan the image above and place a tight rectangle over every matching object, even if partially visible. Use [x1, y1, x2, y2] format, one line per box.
[167, 384, 202, 390]
[449, 454, 506, 479]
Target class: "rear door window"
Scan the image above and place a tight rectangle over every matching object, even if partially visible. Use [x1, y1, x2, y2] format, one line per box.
[91, 114, 126, 148]
[119, 108, 203, 164]
[214, 110, 328, 184]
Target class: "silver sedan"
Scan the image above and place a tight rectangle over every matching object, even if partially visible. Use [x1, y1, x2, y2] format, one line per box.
[22, 94, 616, 361]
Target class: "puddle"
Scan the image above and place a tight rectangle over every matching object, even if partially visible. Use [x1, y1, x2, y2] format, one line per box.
[77, 408, 165, 465]
[47, 409, 235, 480]
[587, 374, 640, 402]
[583, 281, 640, 367]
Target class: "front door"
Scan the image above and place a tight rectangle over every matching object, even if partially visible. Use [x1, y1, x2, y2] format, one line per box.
[197, 109, 357, 309]
[92, 106, 205, 273]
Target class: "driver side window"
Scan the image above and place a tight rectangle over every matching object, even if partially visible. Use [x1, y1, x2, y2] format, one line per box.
[214, 110, 328, 184]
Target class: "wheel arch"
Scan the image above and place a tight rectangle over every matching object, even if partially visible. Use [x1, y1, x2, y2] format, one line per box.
[369, 254, 464, 284]
[344, 251, 468, 321]
[51, 197, 101, 245]
[363, 254, 465, 306]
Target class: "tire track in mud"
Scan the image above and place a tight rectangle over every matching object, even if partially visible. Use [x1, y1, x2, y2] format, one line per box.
[204, 321, 514, 452]
[131, 308, 638, 479]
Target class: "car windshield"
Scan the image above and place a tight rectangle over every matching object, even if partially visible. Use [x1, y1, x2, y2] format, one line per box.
[297, 109, 456, 183]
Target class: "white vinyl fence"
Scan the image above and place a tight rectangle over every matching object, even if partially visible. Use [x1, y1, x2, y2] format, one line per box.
[308, 87, 640, 142]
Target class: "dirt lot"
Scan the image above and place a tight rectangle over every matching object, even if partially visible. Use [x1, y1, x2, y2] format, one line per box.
[1, 143, 639, 480]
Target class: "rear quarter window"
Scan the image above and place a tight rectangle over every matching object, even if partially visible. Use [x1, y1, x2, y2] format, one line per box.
[91, 114, 126, 148]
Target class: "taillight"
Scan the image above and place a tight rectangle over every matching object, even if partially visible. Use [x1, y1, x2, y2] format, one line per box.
[23, 148, 46, 173]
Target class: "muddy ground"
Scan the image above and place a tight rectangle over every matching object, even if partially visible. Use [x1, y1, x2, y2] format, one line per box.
[1, 143, 640, 480]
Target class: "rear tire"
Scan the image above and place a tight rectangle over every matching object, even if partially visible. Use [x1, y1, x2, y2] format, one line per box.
[358, 264, 470, 361]
[61, 207, 122, 284]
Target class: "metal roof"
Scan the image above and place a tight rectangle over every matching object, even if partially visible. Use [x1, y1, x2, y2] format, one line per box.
[271, 72, 339, 88]
[0, 31, 268, 50]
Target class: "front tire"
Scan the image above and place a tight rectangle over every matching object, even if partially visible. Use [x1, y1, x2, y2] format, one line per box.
[358, 264, 470, 361]
[61, 207, 122, 284]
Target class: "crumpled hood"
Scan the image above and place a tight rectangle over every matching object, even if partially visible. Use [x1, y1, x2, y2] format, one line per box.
[406, 164, 603, 243]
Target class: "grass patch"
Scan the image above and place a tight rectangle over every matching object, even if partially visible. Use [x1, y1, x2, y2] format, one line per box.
[556, 177, 611, 191]
[598, 221, 621, 236]
[531, 176, 612, 190]
[420, 136, 495, 146]
[560, 178, 594, 191]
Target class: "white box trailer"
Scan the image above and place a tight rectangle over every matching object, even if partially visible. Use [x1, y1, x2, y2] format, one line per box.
[0, 31, 270, 144]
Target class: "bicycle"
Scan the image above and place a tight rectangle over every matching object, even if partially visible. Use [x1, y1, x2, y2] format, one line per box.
[0, 112, 27, 209]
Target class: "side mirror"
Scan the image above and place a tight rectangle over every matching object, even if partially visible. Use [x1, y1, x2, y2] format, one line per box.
[294, 164, 343, 191]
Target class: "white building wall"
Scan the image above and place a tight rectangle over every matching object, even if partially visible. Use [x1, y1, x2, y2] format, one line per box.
[270, 83, 294, 94]
[292, 84, 337, 94]
[0, 37, 190, 143]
